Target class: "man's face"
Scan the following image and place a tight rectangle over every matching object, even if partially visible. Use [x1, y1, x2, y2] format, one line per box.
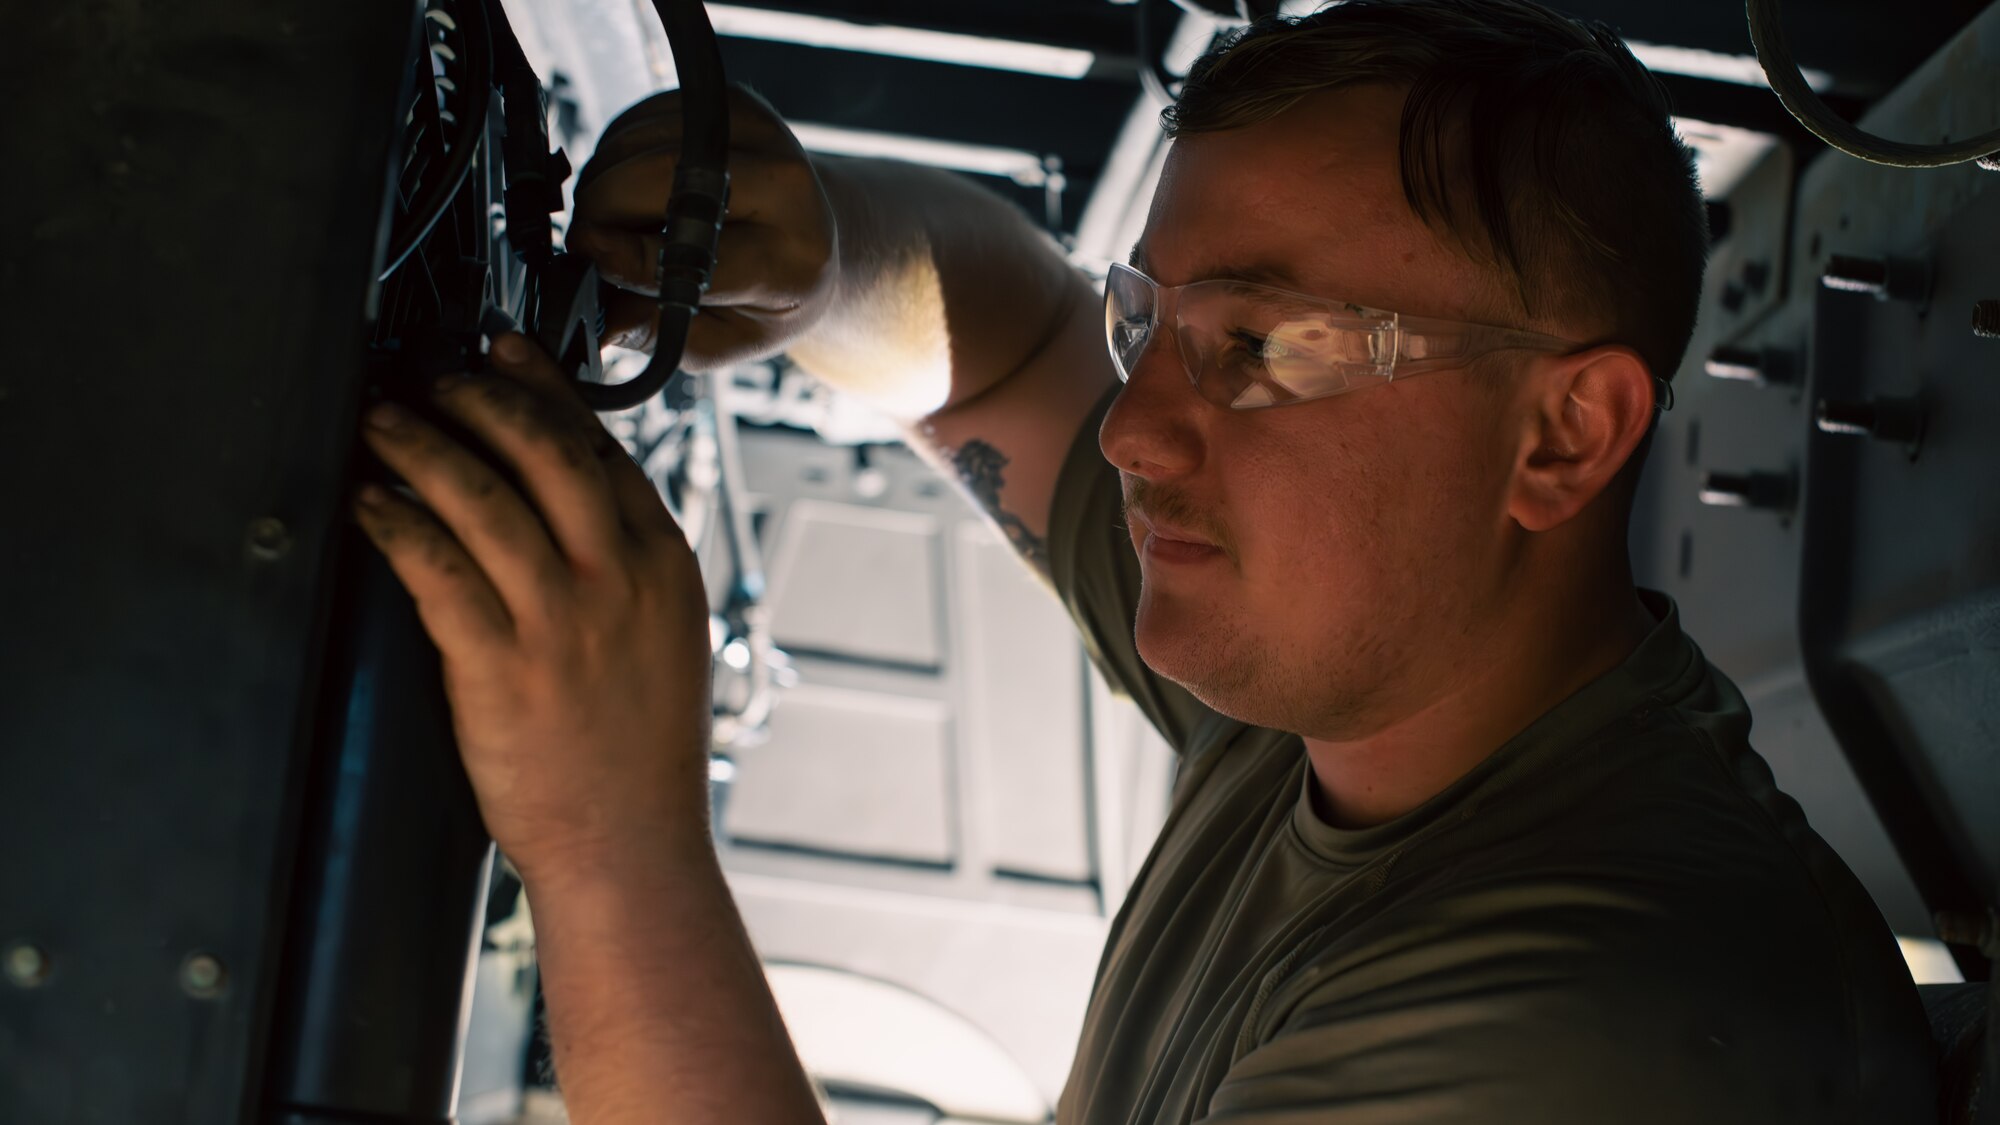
[1104, 84, 1531, 739]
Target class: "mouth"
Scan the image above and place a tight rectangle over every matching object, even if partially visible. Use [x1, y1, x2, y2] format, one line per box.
[1131, 510, 1227, 566]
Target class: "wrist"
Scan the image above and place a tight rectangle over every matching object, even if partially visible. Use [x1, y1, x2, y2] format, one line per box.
[505, 816, 718, 894]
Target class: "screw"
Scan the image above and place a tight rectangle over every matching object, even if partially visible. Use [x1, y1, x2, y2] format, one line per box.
[1821, 254, 1929, 303]
[179, 952, 227, 999]
[245, 517, 292, 562]
[4, 943, 51, 988]
[1815, 397, 1923, 446]
[1719, 282, 1747, 314]
[1741, 259, 1771, 295]
[1704, 345, 1793, 387]
[1698, 470, 1794, 512]
[1973, 300, 2000, 338]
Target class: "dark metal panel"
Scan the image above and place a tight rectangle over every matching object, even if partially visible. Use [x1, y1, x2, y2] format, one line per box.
[1630, 137, 1933, 938]
[1780, 1, 2000, 973]
[0, 2, 420, 1123]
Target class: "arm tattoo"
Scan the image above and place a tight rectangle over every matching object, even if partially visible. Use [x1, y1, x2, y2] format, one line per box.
[951, 439, 1049, 572]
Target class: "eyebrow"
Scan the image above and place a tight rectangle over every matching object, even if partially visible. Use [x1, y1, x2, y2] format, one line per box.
[1126, 244, 1310, 291]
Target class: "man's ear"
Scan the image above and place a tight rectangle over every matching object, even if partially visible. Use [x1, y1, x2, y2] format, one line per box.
[1506, 345, 1657, 533]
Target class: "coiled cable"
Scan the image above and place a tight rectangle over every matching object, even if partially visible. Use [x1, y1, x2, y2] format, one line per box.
[1747, 0, 2000, 169]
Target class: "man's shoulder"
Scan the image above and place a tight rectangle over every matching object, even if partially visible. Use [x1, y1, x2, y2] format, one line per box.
[1235, 838, 1934, 1125]
[1230, 706, 1938, 1125]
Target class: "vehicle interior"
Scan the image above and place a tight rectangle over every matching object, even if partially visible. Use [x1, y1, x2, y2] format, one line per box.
[4, 1, 1996, 1122]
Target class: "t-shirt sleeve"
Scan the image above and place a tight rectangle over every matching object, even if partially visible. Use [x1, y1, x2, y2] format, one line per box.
[1047, 386, 1212, 753]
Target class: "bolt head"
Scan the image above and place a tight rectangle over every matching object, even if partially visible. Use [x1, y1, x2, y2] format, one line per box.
[179, 952, 227, 999]
[245, 517, 292, 561]
[3, 943, 50, 988]
[1972, 300, 2000, 339]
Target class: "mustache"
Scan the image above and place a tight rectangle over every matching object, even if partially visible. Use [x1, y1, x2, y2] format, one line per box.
[1121, 477, 1235, 556]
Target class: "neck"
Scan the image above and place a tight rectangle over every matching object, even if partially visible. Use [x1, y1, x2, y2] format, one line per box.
[1300, 561, 1657, 830]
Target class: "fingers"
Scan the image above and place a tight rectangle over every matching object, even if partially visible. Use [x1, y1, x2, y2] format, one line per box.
[438, 338, 636, 566]
[361, 400, 572, 619]
[598, 295, 794, 372]
[353, 483, 513, 649]
[575, 84, 800, 195]
[487, 331, 699, 539]
[570, 152, 830, 308]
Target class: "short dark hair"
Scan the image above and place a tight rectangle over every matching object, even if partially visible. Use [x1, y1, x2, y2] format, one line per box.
[1166, 0, 1709, 387]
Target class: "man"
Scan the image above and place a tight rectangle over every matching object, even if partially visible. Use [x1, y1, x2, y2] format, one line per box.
[351, 1, 1937, 1121]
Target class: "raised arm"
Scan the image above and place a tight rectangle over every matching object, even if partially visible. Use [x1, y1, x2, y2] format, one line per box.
[570, 88, 1117, 577]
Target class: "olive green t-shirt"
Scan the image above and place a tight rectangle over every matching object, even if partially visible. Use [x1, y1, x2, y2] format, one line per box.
[1046, 397, 1936, 1124]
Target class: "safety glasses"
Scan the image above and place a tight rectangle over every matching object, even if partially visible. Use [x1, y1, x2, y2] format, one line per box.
[1104, 261, 1605, 411]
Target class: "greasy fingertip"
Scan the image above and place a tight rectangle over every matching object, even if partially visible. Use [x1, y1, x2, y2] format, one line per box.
[492, 333, 531, 365]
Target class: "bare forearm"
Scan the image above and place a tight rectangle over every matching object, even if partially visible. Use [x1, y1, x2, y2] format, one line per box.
[523, 845, 823, 1125]
[787, 156, 1089, 418]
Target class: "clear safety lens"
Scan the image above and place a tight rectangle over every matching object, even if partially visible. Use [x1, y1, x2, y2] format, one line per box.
[1105, 263, 1157, 382]
[1103, 262, 1393, 410]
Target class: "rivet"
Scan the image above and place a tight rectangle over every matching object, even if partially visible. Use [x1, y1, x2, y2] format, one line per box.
[4, 942, 51, 988]
[179, 952, 227, 999]
[245, 517, 292, 561]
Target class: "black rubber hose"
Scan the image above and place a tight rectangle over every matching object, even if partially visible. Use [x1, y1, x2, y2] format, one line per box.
[379, 0, 493, 282]
[1747, 0, 2000, 169]
[575, 0, 731, 411]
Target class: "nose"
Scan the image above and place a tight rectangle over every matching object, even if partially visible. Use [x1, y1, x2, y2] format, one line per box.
[1100, 327, 1206, 480]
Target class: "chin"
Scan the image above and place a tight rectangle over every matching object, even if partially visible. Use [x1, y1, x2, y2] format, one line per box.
[1135, 591, 1370, 737]
[1134, 594, 1265, 721]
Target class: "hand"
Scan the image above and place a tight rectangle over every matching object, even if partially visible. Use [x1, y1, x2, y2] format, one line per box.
[352, 333, 714, 878]
[569, 84, 838, 371]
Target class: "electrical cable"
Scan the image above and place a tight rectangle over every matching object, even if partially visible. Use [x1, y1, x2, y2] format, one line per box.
[379, 0, 493, 282]
[574, 0, 731, 411]
[1747, 0, 2000, 169]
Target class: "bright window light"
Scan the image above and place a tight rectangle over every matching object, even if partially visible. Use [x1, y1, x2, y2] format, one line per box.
[789, 122, 1053, 186]
[1628, 40, 1833, 92]
[706, 5, 1097, 79]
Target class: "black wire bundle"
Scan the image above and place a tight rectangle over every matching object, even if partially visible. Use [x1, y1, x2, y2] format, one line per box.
[380, 0, 493, 282]
[574, 0, 732, 411]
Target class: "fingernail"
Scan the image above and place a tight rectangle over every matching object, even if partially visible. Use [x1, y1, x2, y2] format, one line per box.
[493, 333, 529, 363]
[367, 403, 408, 433]
[355, 483, 389, 509]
